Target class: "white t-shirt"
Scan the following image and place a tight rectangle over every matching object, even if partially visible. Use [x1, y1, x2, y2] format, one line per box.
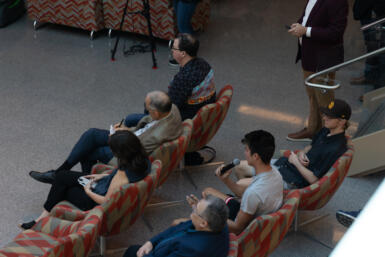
[240, 168, 284, 216]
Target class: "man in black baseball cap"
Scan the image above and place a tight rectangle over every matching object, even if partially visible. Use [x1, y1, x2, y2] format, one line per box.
[320, 99, 352, 121]
[235, 99, 351, 189]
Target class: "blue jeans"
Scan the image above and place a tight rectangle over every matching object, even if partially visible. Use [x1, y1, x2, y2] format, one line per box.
[173, 0, 197, 34]
[124, 113, 146, 127]
[66, 128, 114, 173]
[361, 18, 385, 88]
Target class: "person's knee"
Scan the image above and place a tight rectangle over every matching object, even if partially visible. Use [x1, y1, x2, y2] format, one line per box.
[85, 128, 99, 136]
[234, 165, 245, 180]
[202, 187, 215, 197]
[234, 161, 253, 180]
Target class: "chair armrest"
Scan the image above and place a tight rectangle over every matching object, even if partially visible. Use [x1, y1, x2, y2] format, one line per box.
[35, 207, 104, 238]
[50, 201, 87, 221]
[91, 163, 116, 175]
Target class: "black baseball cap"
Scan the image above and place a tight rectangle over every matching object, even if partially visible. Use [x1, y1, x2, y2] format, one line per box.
[320, 99, 351, 120]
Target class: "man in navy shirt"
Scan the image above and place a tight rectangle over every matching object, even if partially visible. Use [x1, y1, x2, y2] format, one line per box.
[123, 195, 229, 257]
[236, 99, 351, 189]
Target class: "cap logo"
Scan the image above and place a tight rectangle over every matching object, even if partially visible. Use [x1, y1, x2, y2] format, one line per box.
[328, 101, 334, 109]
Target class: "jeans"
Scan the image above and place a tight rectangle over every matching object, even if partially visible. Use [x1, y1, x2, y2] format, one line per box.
[66, 128, 114, 173]
[173, 0, 197, 34]
[361, 18, 385, 88]
[124, 113, 146, 127]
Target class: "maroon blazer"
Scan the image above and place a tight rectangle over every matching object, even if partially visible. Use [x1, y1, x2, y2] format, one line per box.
[295, 0, 348, 72]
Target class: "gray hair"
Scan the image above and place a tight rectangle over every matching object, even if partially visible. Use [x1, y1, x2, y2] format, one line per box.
[201, 195, 229, 233]
[146, 91, 172, 113]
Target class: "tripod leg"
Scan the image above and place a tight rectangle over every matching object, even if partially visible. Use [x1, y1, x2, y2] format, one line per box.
[142, 0, 157, 69]
[111, 0, 130, 61]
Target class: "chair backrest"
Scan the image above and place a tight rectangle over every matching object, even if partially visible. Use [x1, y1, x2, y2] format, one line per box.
[283, 143, 354, 210]
[0, 206, 104, 257]
[186, 85, 233, 153]
[49, 160, 162, 238]
[100, 159, 162, 236]
[227, 190, 301, 257]
[149, 119, 193, 185]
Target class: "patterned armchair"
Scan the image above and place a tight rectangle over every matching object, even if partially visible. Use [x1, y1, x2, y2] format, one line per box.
[27, 0, 105, 38]
[282, 142, 354, 210]
[180, 85, 233, 188]
[49, 160, 162, 255]
[0, 206, 103, 257]
[149, 119, 193, 186]
[227, 190, 301, 257]
[103, 0, 211, 40]
[187, 85, 233, 153]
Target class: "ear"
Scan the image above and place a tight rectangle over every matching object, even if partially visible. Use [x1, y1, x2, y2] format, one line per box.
[252, 152, 260, 161]
[199, 219, 209, 229]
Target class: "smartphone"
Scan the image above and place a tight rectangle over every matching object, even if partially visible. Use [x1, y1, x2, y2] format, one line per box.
[78, 176, 90, 186]
[78, 176, 97, 189]
[285, 25, 291, 30]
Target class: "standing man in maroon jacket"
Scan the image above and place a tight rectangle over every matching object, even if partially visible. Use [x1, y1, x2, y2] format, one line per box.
[286, 0, 348, 141]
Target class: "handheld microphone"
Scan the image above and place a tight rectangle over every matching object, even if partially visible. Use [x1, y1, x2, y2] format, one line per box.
[220, 159, 241, 175]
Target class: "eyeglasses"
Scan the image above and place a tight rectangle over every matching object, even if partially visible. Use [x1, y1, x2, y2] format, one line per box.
[192, 205, 205, 220]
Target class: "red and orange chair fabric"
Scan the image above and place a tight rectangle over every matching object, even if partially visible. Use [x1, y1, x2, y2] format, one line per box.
[186, 85, 233, 153]
[149, 119, 193, 186]
[103, 0, 211, 40]
[227, 190, 301, 257]
[0, 206, 103, 257]
[282, 142, 354, 210]
[86, 119, 193, 189]
[27, 0, 105, 33]
[49, 160, 162, 238]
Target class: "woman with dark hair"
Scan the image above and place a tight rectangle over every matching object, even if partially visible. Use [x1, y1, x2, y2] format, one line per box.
[20, 130, 150, 229]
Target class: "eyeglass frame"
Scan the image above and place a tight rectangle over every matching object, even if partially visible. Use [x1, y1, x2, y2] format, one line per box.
[191, 204, 206, 220]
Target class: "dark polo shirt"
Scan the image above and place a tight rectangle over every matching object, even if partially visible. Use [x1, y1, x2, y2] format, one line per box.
[276, 128, 347, 188]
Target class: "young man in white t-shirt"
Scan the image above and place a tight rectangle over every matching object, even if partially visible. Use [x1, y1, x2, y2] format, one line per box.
[203, 130, 283, 235]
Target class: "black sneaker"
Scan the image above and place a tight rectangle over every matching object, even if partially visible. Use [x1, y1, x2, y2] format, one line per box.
[168, 59, 179, 67]
[336, 210, 360, 228]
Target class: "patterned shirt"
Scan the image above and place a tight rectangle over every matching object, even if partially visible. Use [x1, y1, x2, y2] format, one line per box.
[168, 57, 216, 120]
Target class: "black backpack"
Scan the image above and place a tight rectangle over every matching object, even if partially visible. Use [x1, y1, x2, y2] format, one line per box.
[0, 0, 25, 28]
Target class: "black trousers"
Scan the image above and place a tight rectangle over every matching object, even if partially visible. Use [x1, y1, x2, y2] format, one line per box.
[43, 170, 97, 212]
[123, 245, 141, 257]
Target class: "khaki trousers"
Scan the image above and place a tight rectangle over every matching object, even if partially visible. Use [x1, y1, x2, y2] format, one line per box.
[303, 70, 335, 135]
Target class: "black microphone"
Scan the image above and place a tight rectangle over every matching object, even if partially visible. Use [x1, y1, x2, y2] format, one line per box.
[220, 159, 241, 175]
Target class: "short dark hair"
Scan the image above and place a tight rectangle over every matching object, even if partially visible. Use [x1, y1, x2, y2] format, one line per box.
[201, 195, 228, 233]
[241, 130, 275, 164]
[108, 130, 148, 174]
[147, 91, 172, 113]
[177, 33, 199, 57]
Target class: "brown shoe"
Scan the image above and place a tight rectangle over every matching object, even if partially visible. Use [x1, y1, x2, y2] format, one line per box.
[286, 128, 313, 142]
[350, 75, 374, 85]
[359, 95, 364, 102]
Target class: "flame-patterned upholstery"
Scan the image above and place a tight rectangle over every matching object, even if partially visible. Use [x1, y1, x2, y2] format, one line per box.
[103, 0, 210, 40]
[27, 0, 105, 32]
[0, 206, 103, 257]
[186, 85, 233, 153]
[149, 119, 193, 185]
[49, 160, 162, 238]
[227, 190, 301, 257]
[282, 142, 354, 210]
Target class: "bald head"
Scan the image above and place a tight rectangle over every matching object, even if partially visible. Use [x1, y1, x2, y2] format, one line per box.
[146, 91, 172, 114]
